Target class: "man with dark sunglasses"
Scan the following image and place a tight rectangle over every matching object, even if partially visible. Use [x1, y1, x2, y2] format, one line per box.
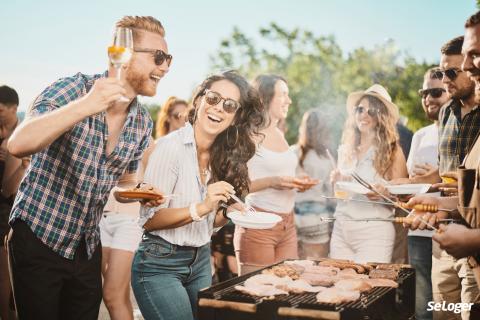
[403, 68, 449, 320]
[433, 36, 479, 320]
[406, 13, 480, 320]
[438, 36, 478, 176]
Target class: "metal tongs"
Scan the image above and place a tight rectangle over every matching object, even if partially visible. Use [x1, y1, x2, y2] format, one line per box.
[350, 172, 439, 231]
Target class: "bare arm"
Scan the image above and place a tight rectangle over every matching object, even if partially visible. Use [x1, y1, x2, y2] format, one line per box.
[250, 176, 301, 193]
[1, 154, 29, 198]
[144, 203, 210, 231]
[8, 78, 126, 158]
[144, 181, 233, 231]
[389, 146, 409, 180]
[249, 177, 273, 193]
[410, 167, 441, 184]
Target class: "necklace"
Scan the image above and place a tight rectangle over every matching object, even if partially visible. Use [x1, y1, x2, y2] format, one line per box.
[200, 167, 210, 177]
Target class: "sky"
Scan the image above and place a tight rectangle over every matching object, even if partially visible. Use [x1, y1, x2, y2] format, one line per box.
[0, 0, 477, 111]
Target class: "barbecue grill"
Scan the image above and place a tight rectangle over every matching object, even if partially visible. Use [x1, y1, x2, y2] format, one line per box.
[198, 260, 415, 320]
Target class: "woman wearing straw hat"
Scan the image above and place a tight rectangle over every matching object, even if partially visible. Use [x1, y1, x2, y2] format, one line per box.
[330, 84, 408, 263]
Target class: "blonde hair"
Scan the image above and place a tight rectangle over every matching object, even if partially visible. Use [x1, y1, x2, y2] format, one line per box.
[116, 16, 165, 42]
[156, 96, 188, 138]
[341, 95, 399, 179]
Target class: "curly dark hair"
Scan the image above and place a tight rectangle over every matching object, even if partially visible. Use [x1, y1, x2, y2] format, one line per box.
[188, 70, 266, 201]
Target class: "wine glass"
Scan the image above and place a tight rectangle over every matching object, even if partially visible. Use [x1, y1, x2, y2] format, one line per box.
[108, 27, 133, 102]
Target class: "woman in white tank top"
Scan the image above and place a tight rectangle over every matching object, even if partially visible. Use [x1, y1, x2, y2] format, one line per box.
[234, 74, 315, 275]
[330, 84, 408, 263]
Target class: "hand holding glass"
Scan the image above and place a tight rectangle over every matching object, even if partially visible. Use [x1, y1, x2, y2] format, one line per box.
[108, 27, 133, 102]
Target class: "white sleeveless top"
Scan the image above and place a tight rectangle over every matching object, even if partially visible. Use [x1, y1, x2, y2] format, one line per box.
[335, 145, 394, 219]
[246, 145, 298, 214]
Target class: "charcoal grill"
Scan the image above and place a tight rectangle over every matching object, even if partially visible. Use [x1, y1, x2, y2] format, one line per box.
[198, 261, 415, 320]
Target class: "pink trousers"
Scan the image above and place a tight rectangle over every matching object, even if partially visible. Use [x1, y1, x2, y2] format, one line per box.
[233, 210, 298, 275]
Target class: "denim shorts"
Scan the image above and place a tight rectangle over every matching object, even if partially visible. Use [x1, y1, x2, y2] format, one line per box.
[294, 201, 333, 244]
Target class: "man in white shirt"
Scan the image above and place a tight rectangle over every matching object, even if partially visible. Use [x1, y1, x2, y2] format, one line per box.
[407, 67, 449, 320]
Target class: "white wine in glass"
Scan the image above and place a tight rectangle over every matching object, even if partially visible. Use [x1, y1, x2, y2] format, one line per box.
[108, 27, 133, 102]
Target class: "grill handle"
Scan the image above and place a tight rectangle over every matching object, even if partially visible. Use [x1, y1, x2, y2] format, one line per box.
[198, 298, 257, 313]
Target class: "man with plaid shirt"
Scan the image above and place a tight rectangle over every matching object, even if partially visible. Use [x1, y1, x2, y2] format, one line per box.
[435, 36, 480, 320]
[6, 16, 169, 320]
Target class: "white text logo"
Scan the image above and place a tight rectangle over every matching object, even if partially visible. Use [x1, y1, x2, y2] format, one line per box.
[426, 302, 473, 314]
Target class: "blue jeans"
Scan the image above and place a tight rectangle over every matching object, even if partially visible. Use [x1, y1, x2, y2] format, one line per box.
[294, 201, 333, 244]
[131, 233, 211, 320]
[408, 236, 432, 320]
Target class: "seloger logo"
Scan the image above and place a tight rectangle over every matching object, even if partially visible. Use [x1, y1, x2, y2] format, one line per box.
[427, 302, 473, 314]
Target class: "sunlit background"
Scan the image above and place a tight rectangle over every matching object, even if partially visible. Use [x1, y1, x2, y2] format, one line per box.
[1, 0, 477, 141]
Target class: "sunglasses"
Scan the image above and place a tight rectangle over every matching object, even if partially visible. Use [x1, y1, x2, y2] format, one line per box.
[438, 68, 462, 81]
[354, 106, 378, 117]
[204, 90, 241, 113]
[418, 88, 446, 99]
[134, 48, 173, 67]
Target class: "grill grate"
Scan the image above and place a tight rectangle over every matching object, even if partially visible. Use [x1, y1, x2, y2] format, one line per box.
[199, 261, 415, 319]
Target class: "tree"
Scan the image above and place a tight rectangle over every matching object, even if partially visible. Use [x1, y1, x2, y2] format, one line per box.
[144, 103, 161, 138]
[210, 23, 434, 146]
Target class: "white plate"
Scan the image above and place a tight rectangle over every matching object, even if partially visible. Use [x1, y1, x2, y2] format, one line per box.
[227, 211, 282, 229]
[386, 184, 431, 195]
[335, 181, 370, 194]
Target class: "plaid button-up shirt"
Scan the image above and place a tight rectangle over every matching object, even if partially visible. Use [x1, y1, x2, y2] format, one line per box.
[9, 72, 152, 259]
[438, 99, 480, 175]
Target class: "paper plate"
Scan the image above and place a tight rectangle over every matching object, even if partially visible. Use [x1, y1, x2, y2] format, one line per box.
[227, 211, 282, 229]
[386, 184, 431, 195]
[335, 181, 370, 194]
[116, 191, 163, 201]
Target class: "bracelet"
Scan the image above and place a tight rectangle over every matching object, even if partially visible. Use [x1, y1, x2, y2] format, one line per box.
[189, 203, 205, 221]
[219, 203, 229, 219]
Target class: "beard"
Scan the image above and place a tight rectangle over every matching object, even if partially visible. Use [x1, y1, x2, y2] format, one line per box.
[426, 108, 440, 121]
[125, 62, 157, 97]
[452, 82, 475, 101]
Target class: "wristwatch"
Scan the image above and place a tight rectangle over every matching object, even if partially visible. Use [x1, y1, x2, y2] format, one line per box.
[189, 203, 205, 221]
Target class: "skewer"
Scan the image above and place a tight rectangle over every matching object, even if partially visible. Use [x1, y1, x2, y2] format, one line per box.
[319, 195, 455, 212]
[319, 216, 458, 224]
[350, 173, 439, 231]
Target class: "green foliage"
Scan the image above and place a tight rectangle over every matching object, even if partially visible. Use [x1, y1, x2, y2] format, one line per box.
[144, 103, 161, 138]
[209, 23, 436, 146]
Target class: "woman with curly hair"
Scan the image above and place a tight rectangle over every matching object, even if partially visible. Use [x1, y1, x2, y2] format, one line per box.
[131, 71, 265, 320]
[234, 74, 315, 275]
[330, 84, 407, 263]
[155, 96, 189, 138]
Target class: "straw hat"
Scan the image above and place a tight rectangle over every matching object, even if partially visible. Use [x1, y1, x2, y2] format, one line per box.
[346, 84, 399, 121]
